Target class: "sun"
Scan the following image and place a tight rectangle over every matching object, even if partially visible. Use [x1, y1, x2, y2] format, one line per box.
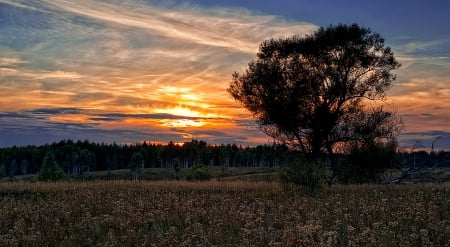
[155, 106, 201, 118]
[154, 106, 216, 128]
[160, 119, 205, 127]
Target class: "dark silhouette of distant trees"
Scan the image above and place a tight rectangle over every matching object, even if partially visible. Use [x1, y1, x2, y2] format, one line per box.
[0, 163, 6, 178]
[9, 159, 18, 179]
[20, 159, 29, 175]
[0, 139, 292, 178]
[0, 138, 449, 183]
[228, 23, 403, 182]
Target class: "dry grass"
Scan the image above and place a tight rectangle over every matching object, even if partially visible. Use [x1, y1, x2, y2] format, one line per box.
[0, 180, 449, 246]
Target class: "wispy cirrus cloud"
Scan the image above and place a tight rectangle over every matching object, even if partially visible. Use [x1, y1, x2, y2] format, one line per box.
[393, 39, 450, 55]
[41, 0, 315, 53]
[0, 0, 316, 146]
[0, 57, 28, 66]
[37, 70, 83, 79]
[388, 49, 450, 149]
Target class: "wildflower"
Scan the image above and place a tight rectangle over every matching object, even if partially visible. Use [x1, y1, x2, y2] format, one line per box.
[286, 234, 294, 246]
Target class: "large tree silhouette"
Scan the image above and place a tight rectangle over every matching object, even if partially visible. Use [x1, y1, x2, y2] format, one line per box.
[228, 24, 402, 161]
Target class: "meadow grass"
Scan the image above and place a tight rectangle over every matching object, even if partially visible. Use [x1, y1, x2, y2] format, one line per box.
[0, 180, 449, 246]
[1, 167, 278, 183]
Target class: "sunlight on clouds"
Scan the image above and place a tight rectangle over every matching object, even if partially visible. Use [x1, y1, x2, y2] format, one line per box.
[42, 0, 316, 54]
[160, 119, 205, 128]
[48, 114, 93, 123]
[153, 106, 223, 128]
[155, 106, 201, 118]
[388, 50, 450, 138]
[0, 57, 27, 66]
[157, 86, 192, 97]
[1, 0, 315, 141]
[8, 0, 449, 147]
[38, 70, 83, 79]
[155, 85, 212, 108]
[122, 118, 159, 128]
[0, 68, 17, 76]
[395, 56, 450, 82]
[389, 78, 450, 137]
[394, 39, 449, 55]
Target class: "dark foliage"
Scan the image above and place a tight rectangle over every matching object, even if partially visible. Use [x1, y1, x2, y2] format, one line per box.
[228, 23, 404, 184]
[186, 164, 211, 181]
[280, 159, 324, 195]
[0, 139, 292, 177]
[38, 151, 64, 181]
[0, 164, 6, 178]
[228, 23, 401, 161]
[129, 152, 143, 180]
[338, 140, 399, 184]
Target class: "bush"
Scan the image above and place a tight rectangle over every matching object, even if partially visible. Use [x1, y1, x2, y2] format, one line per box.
[186, 164, 211, 181]
[280, 159, 324, 196]
[338, 141, 398, 184]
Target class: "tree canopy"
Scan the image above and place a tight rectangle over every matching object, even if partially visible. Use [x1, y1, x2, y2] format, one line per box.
[129, 152, 144, 180]
[228, 23, 402, 160]
[38, 151, 64, 181]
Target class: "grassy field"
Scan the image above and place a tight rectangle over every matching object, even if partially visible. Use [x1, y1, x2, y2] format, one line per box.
[0, 180, 449, 246]
[1, 166, 279, 183]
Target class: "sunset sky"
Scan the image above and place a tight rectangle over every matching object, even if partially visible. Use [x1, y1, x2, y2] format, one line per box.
[1, 0, 449, 150]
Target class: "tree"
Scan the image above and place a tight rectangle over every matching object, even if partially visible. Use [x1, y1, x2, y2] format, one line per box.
[228, 23, 402, 173]
[78, 149, 96, 173]
[129, 152, 143, 181]
[106, 153, 118, 171]
[9, 159, 18, 179]
[20, 159, 29, 175]
[0, 163, 6, 179]
[39, 151, 65, 181]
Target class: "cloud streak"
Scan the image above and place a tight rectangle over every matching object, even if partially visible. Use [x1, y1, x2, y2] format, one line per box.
[41, 0, 315, 53]
[0, 0, 317, 147]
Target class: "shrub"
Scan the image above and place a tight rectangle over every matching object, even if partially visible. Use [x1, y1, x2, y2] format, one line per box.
[280, 159, 324, 195]
[338, 141, 398, 184]
[186, 164, 211, 181]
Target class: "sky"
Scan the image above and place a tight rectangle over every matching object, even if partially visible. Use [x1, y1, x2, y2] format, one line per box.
[0, 0, 449, 150]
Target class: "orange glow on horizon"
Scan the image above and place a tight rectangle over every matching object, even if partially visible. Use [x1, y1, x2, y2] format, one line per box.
[48, 114, 92, 123]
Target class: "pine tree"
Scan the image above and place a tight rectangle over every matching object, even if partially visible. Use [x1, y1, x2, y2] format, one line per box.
[9, 159, 18, 179]
[0, 164, 6, 178]
[39, 152, 64, 181]
[20, 159, 29, 175]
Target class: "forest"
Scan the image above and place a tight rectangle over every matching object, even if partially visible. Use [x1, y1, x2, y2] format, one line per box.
[0, 139, 293, 177]
[1, 138, 449, 181]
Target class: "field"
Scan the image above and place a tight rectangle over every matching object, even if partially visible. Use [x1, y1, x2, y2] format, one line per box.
[1, 180, 449, 246]
[1, 167, 279, 183]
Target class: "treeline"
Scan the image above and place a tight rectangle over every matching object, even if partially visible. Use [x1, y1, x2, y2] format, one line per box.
[1, 139, 449, 181]
[0, 139, 293, 177]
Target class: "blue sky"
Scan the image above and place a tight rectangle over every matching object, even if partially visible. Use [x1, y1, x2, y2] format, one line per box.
[0, 0, 449, 150]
